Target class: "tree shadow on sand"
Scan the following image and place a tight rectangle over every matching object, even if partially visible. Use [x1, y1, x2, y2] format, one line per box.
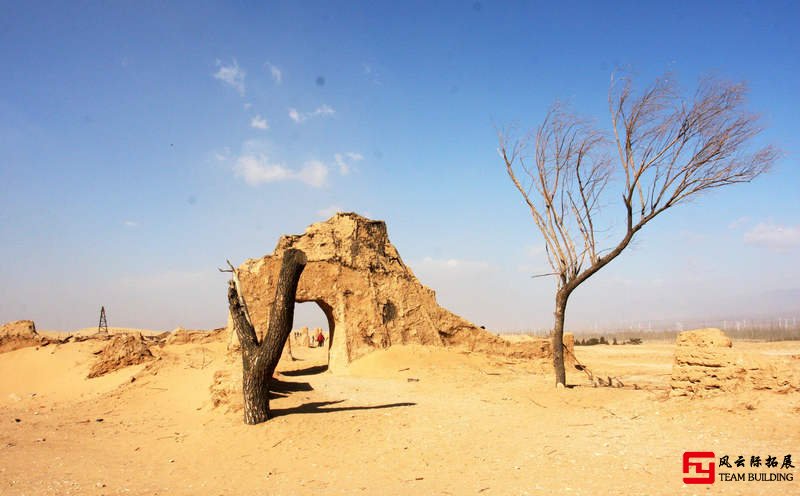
[280, 364, 329, 376]
[270, 400, 416, 418]
[269, 378, 313, 399]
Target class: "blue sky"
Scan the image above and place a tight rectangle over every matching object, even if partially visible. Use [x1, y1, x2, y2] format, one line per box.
[1, 1, 798, 332]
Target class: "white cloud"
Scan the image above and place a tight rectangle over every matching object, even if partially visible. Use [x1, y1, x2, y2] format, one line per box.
[345, 152, 363, 161]
[335, 159, 349, 175]
[250, 115, 269, 130]
[243, 102, 252, 110]
[744, 222, 800, 252]
[334, 151, 364, 175]
[233, 154, 328, 188]
[123, 220, 138, 228]
[265, 62, 282, 84]
[234, 155, 290, 185]
[297, 160, 329, 188]
[288, 104, 336, 123]
[317, 205, 343, 218]
[213, 59, 246, 96]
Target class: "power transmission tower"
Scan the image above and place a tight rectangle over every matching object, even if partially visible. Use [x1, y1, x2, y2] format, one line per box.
[98, 306, 109, 335]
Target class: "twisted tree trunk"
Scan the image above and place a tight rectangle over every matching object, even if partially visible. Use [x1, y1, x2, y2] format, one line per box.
[227, 249, 307, 424]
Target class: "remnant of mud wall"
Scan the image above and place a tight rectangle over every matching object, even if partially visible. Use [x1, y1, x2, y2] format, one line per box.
[233, 213, 569, 372]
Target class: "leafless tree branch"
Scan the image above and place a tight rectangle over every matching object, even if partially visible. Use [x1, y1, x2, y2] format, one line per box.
[501, 73, 778, 386]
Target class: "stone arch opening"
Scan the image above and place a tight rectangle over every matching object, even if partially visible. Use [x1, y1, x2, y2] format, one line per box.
[294, 299, 337, 364]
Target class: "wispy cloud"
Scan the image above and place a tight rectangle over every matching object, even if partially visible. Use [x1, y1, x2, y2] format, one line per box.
[288, 104, 335, 123]
[265, 62, 282, 84]
[213, 59, 246, 96]
[334, 152, 363, 175]
[250, 115, 269, 130]
[317, 205, 343, 218]
[234, 155, 289, 185]
[123, 220, 139, 228]
[234, 154, 328, 188]
[296, 160, 328, 188]
[744, 222, 800, 252]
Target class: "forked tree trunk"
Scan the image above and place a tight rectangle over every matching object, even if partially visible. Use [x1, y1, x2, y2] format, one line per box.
[227, 249, 307, 424]
[552, 290, 570, 387]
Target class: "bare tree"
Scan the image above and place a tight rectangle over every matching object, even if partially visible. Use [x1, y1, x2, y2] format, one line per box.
[226, 249, 307, 424]
[499, 75, 778, 387]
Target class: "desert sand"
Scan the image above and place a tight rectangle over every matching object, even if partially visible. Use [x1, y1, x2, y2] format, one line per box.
[1, 331, 799, 495]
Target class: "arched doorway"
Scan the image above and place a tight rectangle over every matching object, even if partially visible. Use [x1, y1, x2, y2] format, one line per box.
[292, 300, 335, 367]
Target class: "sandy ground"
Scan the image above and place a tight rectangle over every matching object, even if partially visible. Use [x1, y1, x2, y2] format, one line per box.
[1, 335, 799, 495]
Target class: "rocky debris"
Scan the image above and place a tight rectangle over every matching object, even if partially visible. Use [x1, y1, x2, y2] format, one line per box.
[210, 358, 244, 412]
[87, 333, 154, 378]
[0, 320, 46, 353]
[165, 327, 226, 346]
[670, 328, 800, 397]
[231, 213, 571, 372]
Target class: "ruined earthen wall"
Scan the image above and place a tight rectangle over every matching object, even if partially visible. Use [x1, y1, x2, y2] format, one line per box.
[234, 213, 569, 372]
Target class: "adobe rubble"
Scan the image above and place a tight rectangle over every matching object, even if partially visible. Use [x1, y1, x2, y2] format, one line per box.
[0, 320, 44, 353]
[670, 328, 800, 396]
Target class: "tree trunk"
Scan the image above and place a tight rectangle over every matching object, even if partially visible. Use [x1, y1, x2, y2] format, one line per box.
[552, 290, 570, 387]
[227, 248, 307, 424]
[241, 344, 272, 424]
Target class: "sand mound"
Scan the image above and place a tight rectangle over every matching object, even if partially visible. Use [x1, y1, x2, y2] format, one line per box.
[0, 320, 45, 353]
[345, 345, 478, 378]
[0, 341, 153, 404]
[670, 328, 800, 397]
[342, 343, 545, 380]
[87, 333, 154, 378]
